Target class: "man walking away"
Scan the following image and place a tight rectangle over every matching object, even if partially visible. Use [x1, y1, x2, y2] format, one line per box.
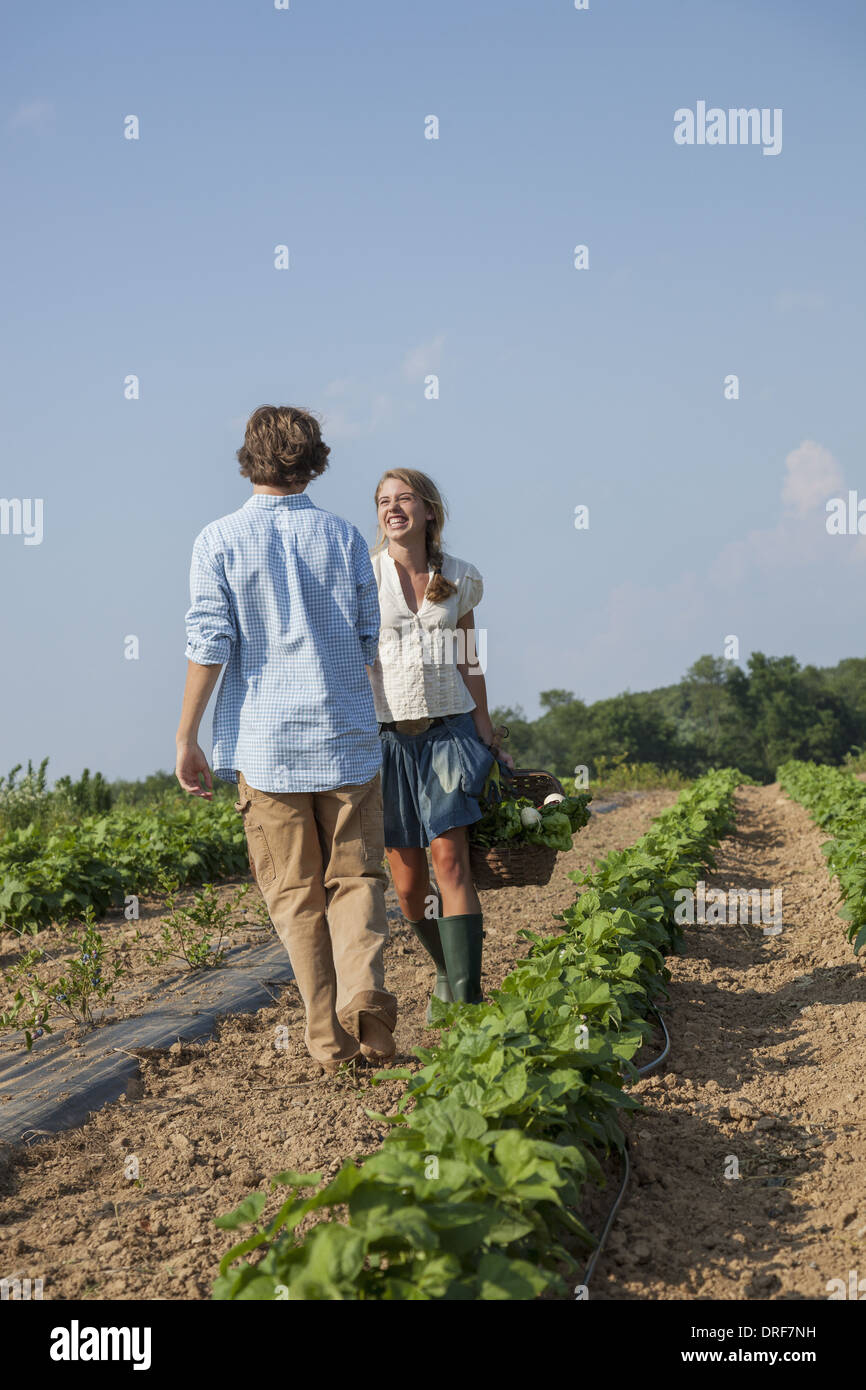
[175, 405, 397, 1074]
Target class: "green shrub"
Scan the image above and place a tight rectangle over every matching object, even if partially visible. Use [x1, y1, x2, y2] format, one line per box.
[0, 759, 52, 834]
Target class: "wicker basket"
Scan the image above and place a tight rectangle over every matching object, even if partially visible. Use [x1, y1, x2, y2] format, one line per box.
[469, 769, 566, 891]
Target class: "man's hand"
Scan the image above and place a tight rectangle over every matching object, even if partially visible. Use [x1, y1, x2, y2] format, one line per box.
[175, 660, 223, 799]
[496, 749, 516, 772]
[176, 741, 214, 799]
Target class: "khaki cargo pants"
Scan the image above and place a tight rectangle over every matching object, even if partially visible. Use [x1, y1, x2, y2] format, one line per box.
[234, 769, 397, 1066]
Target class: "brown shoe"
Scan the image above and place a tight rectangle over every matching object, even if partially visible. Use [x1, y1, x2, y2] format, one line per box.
[358, 1011, 396, 1063]
[317, 1053, 361, 1077]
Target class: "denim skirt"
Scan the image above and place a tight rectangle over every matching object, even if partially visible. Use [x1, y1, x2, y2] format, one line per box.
[379, 712, 496, 849]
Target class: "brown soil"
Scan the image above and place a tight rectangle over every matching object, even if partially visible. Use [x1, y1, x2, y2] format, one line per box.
[584, 783, 866, 1301]
[2, 784, 862, 1303]
[0, 791, 670, 1301]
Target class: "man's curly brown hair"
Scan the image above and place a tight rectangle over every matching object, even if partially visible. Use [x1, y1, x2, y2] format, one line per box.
[237, 405, 330, 487]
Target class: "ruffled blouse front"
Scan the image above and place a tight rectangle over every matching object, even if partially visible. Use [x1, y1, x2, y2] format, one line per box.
[368, 550, 484, 721]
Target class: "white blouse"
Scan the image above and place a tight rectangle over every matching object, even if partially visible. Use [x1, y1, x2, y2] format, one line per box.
[368, 549, 484, 721]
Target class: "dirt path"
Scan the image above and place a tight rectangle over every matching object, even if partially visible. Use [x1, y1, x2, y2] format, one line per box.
[0, 791, 675, 1301]
[587, 783, 866, 1301]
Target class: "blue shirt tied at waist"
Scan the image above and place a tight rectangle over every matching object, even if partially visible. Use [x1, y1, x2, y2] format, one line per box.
[184, 493, 382, 793]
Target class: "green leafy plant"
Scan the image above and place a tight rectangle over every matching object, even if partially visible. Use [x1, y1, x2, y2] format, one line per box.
[53, 767, 113, 817]
[777, 760, 866, 953]
[470, 791, 592, 854]
[211, 767, 745, 1301]
[142, 878, 252, 969]
[0, 758, 52, 834]
[244, 892, 274, 930]
[0, 906, 128, 1048]
[0, 946, 53, 1049]
[560, 758, 692, 798]
[0, 794, 249, 935]
[0, 759, 115, 838]
[842, 747, 866, 775]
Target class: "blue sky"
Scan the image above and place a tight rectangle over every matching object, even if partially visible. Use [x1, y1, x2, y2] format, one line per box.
[1, 0, 864, 782]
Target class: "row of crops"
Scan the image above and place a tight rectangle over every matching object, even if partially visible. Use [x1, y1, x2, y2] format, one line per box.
[211, 767, 744, 1301]
[0, 800, 248, 935]
[777, 760, 866, 955]
[6, 758, 861, 1295]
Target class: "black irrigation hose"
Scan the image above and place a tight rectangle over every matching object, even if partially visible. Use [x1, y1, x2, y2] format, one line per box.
[636, 1005, 671, 1077]
[578, 1004, 670, 1291]
[580, 1140, 631, 1290]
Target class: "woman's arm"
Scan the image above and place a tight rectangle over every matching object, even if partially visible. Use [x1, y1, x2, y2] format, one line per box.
[455, 610, 515, 769]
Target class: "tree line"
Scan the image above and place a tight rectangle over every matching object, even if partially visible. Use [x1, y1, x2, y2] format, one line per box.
[491, 653, 866, 784]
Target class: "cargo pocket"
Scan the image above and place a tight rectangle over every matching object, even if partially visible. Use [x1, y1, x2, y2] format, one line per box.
[247, 822, 276, 887]
[360, 798, 385, 865]
[358, 778, 386, 861]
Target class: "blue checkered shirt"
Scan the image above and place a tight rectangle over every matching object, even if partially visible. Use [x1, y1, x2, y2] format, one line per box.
[184, 493, 382, 792]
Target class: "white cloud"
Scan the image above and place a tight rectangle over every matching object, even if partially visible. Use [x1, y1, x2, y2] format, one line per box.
[310, 337, 443, 442]
[781, 439, 844, 518]
[709, 439, 863, 585]
[710, 512, 822, 585]
[321, 390, 394, 441]
[8, 100, 54, 131]
[401, 334, 444, 382]
[321, 378, 354, 399]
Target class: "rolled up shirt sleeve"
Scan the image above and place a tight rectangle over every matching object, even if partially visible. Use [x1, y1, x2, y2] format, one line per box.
[353, 532, 381, 665]
[184, 533, 237, 665]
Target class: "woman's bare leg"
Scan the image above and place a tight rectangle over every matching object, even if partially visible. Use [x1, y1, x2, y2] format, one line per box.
[429, 827, 481, 916]
[385, 845, 433, 921]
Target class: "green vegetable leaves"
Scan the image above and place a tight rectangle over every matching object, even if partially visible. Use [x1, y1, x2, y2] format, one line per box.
[777, 761, 866, 954]
[470, 793, 592, 853]
[212, 768, 746, 1301]
[0, 798, 249, 935]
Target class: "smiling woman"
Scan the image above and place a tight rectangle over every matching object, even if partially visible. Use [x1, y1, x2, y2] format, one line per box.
[374, 472, 458, 608]
[368, 468, 513, 1018]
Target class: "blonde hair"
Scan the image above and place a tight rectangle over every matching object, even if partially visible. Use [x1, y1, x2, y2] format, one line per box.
[373, 469, 459, 603]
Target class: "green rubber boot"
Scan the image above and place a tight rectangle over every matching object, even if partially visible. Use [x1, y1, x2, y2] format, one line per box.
[437, 913, 485, 1005]
[406, 918, 453, 1023]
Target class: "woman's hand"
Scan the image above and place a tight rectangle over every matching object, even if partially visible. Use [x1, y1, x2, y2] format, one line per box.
[483, 721, 513, 770]
[472, 721, 512, 768]
[471, 711, 496, 747]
